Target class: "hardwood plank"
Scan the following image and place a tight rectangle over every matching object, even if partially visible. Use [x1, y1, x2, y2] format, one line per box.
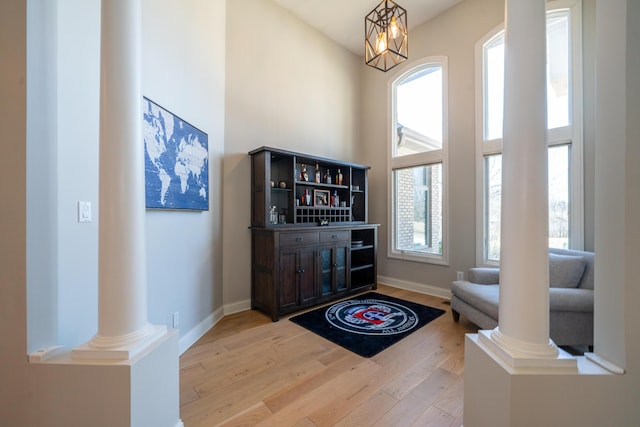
[217, 402, 274, 427]
[263, 351, 363, 413]
[183, 358, 327, 426]
[332, 390, 398, 427]
[432, 375, 465, 418]
[382, 347, 452, 400]
[411, 406, 456, 427]
[292, 418, 319, 427]
[256, 359, 382, 426]
[179, 287, 474, 426]
[372, 369, 458, 427]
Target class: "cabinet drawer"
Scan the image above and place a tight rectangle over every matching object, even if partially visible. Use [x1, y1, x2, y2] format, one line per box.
[319, 230, 350, 243]
[279, 231, 319, 247]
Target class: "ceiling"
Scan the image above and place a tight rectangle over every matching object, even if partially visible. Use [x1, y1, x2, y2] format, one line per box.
[270, 0, 464, 57]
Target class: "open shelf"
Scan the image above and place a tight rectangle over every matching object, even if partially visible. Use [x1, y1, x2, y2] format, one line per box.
[250, 146, 369, 227]
[295, 206, 351, 224]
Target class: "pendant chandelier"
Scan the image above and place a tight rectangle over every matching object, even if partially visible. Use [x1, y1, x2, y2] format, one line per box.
[365, 0, 408, 72]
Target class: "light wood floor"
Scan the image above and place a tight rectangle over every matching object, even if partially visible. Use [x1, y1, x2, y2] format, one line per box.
[179, 284, 478, 427]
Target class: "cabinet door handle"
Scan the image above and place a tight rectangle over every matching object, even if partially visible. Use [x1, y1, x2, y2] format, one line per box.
[298, 268, 305, 274]
[332, 234, 338, 239]
[296, 237, 303, 242]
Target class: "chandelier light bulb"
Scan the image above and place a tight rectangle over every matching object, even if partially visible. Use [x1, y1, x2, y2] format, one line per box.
[389, 16, 400, 39]
[376, 32, 387, 54]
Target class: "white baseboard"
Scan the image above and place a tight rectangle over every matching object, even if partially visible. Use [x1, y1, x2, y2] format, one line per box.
[223, 298, 252, 316]
[178, 306, 223, 355]
[377, 275, 452, 300]
[178, 299, 252, 355]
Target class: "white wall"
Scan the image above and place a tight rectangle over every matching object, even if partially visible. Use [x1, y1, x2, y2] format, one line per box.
[141, 0, 226, 348]
[55, 0, 101, 348]
[24, 0, 227, 353]
[25, 0, 102, 354]
[222, 0, 362, 306]
[26, 0, 59, 352]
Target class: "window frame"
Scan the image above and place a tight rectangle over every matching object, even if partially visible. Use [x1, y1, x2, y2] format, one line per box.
[388, 56, 449, 265]
[474, 0, 584, 266]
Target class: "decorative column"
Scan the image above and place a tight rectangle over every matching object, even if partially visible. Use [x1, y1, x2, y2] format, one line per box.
[74, 0, 164, 359]
[478, 0, 572, 367]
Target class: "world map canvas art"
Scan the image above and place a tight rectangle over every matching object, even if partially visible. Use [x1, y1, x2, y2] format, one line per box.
[143, 97, 209, 210]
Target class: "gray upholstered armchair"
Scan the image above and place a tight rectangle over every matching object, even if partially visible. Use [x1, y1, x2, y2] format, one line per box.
[451, 248, 594, 347]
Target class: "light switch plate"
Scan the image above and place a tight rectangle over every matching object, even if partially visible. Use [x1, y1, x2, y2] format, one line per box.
[78, 201, 91, 223]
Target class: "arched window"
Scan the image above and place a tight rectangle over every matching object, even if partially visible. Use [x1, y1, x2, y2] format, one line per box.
[389, 57, 448, 265]
[476, 2, 583, 264]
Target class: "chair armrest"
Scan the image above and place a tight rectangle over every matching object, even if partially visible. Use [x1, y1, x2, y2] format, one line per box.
[468, 267, 500, 285]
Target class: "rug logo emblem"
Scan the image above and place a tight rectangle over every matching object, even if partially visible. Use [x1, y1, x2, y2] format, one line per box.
[325, 298, 418, 336]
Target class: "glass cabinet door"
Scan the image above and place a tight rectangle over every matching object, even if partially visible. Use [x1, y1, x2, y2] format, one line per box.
[320, 245, 349, 296]
[335, 246, 347, 291]
[320, 247, 333, 296]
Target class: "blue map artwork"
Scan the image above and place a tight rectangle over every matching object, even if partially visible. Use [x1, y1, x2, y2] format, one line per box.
[143, 97, 209, 210]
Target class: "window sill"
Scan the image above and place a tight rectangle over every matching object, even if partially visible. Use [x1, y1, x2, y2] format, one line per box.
[387, 250, 449, 266]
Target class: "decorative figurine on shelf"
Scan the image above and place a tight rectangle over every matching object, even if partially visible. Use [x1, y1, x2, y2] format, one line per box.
[332, 190, 339, 207]
[269, 206, 278, 224]
[325, 169, 332, 184]
[278, 180, 286, 188]
[315, 163, 321, 183]
[301, 188, 311, 206]
[336, 169, 343, 186]
[300, 164, 309, 182]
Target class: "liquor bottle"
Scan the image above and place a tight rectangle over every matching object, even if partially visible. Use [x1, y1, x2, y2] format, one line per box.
[315, 163, 321, 183]
[303, 188, 311, 206]
[325, 169, 332, 184]
[269, 206, 278, 224]
[300, 164, 308, 182]
[332, 190, 339, 207]
[336, 169, 343, 185]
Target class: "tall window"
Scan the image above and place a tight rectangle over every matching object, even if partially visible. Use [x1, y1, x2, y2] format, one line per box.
[390, 58, 448, 264]
[477, 2, 583, 264]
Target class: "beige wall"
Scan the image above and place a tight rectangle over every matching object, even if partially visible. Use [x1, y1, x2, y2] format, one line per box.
[0, 1, 29, 424]
[360, 0, 505, 290]
[223, 0, 362, 305]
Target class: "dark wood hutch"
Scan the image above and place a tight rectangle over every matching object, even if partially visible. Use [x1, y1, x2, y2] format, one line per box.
[249, 146, 379, 321]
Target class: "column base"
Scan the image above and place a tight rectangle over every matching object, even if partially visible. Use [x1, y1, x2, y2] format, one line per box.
[479, 329, 577, 371]
[29, 329, 181, 427]
[72, 324, 167, 360]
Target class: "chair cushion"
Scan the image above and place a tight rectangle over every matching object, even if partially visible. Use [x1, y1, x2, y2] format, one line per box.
[451, 282, 500, 320]
[549, 253, 586, 288]
[549, 288, 594, 312]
